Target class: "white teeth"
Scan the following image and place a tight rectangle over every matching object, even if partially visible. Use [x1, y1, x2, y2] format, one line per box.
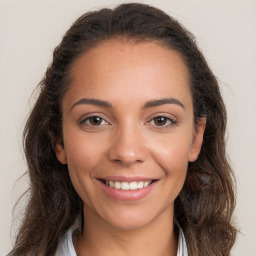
[129, 181, 138, 190]
[109, 181, 115, 188]
[121, 182, 129, 190]
[137, 181, 144, 189]
[105, 180, 152, 190]
[143, 181, 149, 187]
[114, 181, 121, 189]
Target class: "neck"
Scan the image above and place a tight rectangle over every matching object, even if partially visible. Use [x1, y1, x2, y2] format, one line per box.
[75, 206, 178, 256]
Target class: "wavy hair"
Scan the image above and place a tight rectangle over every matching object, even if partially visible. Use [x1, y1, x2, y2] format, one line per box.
[10, 3, 236, 256]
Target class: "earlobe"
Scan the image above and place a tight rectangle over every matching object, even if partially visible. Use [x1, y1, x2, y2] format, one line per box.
[189, 117, 206, 162]
[55, 140, 67, 164]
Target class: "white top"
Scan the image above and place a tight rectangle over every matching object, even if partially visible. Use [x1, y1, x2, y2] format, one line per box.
[55, 228, 188, 256]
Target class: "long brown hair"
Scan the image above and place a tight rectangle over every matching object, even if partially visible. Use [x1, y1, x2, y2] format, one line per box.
[10, 3, 236, 256]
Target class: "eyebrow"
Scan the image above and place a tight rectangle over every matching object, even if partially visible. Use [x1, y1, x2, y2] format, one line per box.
[71, 97, 185, 111]
[143, 98, 185, 109]
[71, 98, 112, 110]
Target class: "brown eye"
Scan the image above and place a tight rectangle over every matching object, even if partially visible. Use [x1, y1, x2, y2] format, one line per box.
[81, 116, 108, 126]
[89, 116, 103, 125]
[147, 115, 176, 128]
[153, 116, 168, 126]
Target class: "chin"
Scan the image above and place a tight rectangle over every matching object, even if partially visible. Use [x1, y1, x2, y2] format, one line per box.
[106, 216, 152, 231]
[100, 206, 163, 231]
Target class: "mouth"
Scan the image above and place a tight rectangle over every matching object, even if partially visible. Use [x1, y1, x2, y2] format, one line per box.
[96, 177, 159, 201]
[98, 179, 157, 190]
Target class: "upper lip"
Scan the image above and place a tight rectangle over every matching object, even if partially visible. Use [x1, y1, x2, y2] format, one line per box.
[96, 176, 157, 182]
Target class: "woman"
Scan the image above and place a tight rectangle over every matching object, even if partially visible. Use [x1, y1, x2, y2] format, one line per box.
[9, 3, 236, 256]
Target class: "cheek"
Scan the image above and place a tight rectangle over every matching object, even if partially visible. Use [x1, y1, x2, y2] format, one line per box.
[62, 130, 107, 195]
[150, 132, 192, 168]
[63, 128, 106, 170]
[144, 134, 191, 212]
[149, 133, 192, 187]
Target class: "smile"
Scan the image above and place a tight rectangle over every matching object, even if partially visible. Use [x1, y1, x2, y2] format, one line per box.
[102, 180, 153, 190]
[97, 177, 158, 201]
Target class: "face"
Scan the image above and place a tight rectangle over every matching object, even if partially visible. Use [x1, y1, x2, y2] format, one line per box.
[56, 40, 205, 231]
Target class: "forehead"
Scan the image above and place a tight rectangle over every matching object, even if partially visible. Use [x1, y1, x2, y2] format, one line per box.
[65, 39, 192, 108]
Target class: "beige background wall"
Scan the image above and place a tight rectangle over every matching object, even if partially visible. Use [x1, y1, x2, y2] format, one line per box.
[1, 0, 255, 255]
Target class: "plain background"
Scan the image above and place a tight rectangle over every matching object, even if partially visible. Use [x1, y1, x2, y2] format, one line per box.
[0, 0, 255, 255]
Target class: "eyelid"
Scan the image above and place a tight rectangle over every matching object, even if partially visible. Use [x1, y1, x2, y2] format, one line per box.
[146, 113, 178, 127]
[78, 113, 112, 126]
[147, 112, 177, 121]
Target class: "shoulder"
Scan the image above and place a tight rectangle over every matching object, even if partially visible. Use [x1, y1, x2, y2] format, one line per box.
[55, 229, 77, 256]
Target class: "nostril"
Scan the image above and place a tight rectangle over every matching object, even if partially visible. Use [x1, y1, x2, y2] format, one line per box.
[108, 133, 147, 164]
[108, 149, 147, 165]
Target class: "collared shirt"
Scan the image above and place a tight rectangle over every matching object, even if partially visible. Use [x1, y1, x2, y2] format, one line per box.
[55, 228, 188, 256]
[177, 228, 188, 256]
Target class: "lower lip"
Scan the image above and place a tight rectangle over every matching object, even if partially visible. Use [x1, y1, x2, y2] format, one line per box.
[97, 180, 157, 202]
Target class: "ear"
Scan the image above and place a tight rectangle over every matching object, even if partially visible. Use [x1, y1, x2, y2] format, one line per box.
[189, 117, 206, 162]
[55, 139, 67, 164]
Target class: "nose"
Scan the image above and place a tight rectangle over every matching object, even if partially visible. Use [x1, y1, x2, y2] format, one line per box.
[108, 123, 147, 166]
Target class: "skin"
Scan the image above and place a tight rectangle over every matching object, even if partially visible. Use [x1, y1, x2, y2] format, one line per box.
[56, 39, 206, 256]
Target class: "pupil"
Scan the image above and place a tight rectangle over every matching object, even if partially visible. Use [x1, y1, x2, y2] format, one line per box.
[155, 117, 167, 126]
[91, 116, 102, 125]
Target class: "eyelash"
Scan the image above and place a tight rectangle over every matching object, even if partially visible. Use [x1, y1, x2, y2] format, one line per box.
[79, 114, 109, 127]
[78, 114, 177, 129]
[147, 115, 177, 128]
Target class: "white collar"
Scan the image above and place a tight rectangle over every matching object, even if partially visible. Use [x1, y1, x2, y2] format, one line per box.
[177, 227, 188, 256]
